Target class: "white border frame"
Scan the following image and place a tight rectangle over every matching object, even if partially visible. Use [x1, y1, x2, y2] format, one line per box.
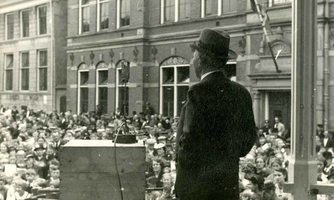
[96, 0, 110, 32]
[20, 51, 30, 92]
[20, 9, 30, 38]
[37, 49, 48, 92]
[79, 0, 90, 34]
[37, 4, 47, 35]
[4, 53, 14, 92]
[115, 67, 129, 112]
[95, 68, 108, 107]
[5, 13, 14, 40]
[159, 64, 190, 117]
[160, 0, 182, 24]
[77, 69, 89, 114]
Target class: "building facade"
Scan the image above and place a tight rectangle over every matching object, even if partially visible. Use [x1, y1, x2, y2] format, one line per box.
[0, 0, 68, 113]
[66, 0, 334, 131]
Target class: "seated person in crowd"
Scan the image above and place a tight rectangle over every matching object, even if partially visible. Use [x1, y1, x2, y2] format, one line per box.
[146, 158, 165, 188]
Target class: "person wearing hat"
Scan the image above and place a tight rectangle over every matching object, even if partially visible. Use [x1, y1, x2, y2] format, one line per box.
[323, 151, 334, 175]
[321, 130, 334, 149]
[158, 136, 167, 145]
[175, 28, 257, 200]
[33, 143, 48, 179]
[146, 139, 156, 156]
[262, 180, 277, 200]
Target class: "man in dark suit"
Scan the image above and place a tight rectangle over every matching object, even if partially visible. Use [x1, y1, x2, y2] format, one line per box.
[175, 29, 257, 200]
[321, 131, 334, 149]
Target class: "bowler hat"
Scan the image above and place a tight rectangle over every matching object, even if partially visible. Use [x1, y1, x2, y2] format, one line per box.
[323, 151, 333, 159]
[189, 28, 237, 60]
[327, 170, 334, 180]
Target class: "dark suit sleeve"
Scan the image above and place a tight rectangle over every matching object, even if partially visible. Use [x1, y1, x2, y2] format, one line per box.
[236, 89, 258, 157]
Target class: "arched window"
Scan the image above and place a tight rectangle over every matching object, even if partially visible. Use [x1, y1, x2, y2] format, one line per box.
[78, 63, 89, 114]
[96, 62, 108, 114]
[116, 60, 129, 116]
[159, 56, 189, 117]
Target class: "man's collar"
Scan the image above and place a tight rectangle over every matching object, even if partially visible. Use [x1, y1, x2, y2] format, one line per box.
[200, 70, 221, 81]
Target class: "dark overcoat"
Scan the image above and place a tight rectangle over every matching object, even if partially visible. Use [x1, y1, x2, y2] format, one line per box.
[175, 71, 257, 200]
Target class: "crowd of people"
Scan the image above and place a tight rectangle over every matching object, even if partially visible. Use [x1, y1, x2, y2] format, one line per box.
[0, 105, 333, 200]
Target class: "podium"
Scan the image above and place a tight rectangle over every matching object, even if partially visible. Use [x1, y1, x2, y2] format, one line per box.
[59, 140, 146, 200]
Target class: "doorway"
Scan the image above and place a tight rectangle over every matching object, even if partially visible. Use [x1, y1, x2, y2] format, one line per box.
[269, 91, 291, 132]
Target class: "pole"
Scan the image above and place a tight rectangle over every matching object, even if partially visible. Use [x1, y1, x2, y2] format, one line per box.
[253, 0, 281, 73]
[286, 0, 317, 199]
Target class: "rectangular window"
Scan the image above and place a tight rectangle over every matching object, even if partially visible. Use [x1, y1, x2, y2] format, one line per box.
[163, 86, 174, 117]
[222, 0, 236, 14]
[5, 54, 14, 91]
[98, 87, 108, 114]
[21, 52, 29, 91]
[205, 0, 218, 16]
[82, 6, 90, 32]
[21, 10, 30, 37]
[80, 88, 89, 113]
[165, 0, 175, 22]
[100, 2, 109, 30]
[6, 14, 14, 40]
[98, 70, 108, 114]
[273, 0, 291, 4]
[120, 0, 130, 27]
[38, 6, 47, 35]
[179, 0, 191, 20]
[38, 50, 48, 91]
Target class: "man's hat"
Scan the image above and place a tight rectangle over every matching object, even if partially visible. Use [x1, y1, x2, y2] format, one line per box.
[147, 139, 156, 145]
[264, 180, 275, 190]
[25, 154, 34, 160]
[34, 143, 46, 151]
[154, 143, 165, 149]
[323, 151, 333, 160]
[189, 28, 237, 60]
[327, 170, 334, 180]
[158, 136, 167, 141]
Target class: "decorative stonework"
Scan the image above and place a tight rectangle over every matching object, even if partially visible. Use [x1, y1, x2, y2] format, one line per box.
[161, 57, 189, 66]
[70, 53, 75, 66]
[238, 36, 246, 56]
[151, 46, 157, 61]
[90, 51, 95, 64]
[119, 52, 124, 60]
[171, 48, 176, 56]
[78, 63, 88, 70]
[109, 49, 114, 62]
[269, 41, 291, 55]
[99, 54, 104, 61]
[97, 62, 107, 69]
[133, 47, 139, 61]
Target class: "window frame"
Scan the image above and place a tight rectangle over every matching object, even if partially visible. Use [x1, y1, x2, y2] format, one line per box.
[37, 50, 48, 92]
[159, 64, 190, 118]
[5, 13, 14, 40]
[220, 0, 237, 15]
[115, 66, 129, 116]
[269, 0, 292, 7]
[20, 51, 30, 91]
[178, 0, 191, 21]
[37, 5, 47, 35]
[4, 54, 14, 92]
[20, 9, 30, 38]
[77, 68, 89, 114]
[117, 0, 131, 28]
[79, 0, 90, 34]
[201, 0, 236, 18]
[97, 0, 110, 31]
[96, 67, 109, 114]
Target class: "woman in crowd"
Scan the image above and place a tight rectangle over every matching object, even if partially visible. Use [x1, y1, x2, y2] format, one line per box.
[255, 156, 271, 179]
[246, 174, 264, 200]
[146, 158, 165, 188]
[273, 167, 288, 200]
[153, 143, 169, 167]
